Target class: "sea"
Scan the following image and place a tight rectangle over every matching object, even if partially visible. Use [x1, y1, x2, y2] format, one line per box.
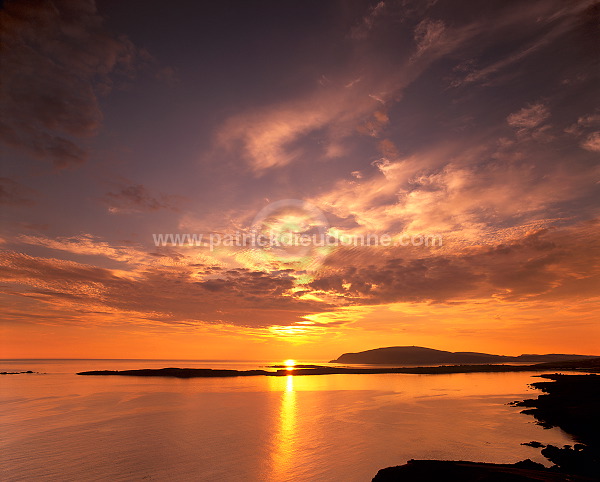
[0, 359, 575, 481]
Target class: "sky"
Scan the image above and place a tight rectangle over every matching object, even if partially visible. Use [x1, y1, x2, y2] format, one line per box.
[0, 0, 599, 360]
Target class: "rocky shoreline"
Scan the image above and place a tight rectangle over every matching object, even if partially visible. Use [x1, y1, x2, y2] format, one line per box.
[372, 459, 593, 481]
[372, 373, 600, 481]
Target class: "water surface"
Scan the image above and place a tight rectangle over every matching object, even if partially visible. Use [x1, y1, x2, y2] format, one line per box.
[0, 360, 573, 481]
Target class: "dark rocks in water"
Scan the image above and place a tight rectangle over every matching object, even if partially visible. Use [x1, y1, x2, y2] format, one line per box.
[330, 345, 597, 365]
[511, 374, 600, 447]
[371, 459, 591, 481]
[521, 441, 546, 448]
[541, 444, 597, 478]
[510, 374, 600, 478]
[0, 370, 36, 375]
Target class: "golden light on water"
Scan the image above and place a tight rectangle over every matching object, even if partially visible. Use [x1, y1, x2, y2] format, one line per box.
[268, 374, 297, 480]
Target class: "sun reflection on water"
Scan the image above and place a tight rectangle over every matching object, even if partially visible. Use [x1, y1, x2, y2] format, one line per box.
[269, 375, 297, 480]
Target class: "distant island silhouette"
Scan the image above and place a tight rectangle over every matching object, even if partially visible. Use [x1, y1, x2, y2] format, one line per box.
[330, 346, 595, 365]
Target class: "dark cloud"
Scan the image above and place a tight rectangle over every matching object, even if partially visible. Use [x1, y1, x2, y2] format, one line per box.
[0, 0, 138, 168]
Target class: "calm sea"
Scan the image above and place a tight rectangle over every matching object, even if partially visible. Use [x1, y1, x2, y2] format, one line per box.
[0, 359, 574, 481]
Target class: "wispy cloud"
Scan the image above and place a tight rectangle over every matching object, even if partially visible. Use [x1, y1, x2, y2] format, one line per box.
[413, 18, 446, 56]
[17, 233, 145, 264]
[507, 103, 550, 130]
[216, 86, 380, 172]
[582, 132, 600, 152]
[214, 17, 474, 174]
[449, 0, 595, 88]
[349, 1, 387, 40]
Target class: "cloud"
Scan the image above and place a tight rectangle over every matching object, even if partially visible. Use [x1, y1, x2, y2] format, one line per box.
[581, 132, 600, 152]
[507, 104, 550, 130]
[506, 103, 554, 142]
[216, 70, 418, 174]
[2, 0, 598, 341]
[311, 126, 597, 247]
[213, 6, 492, 174]
[105, 184, 181, 214]
[0, 250, 330, 327]
[0, 178, 35, 206]
[565, 114, 600, 135]
[17, 233, 144, 263]
[214, 2, 581, 175]
[450, 1, 592, 88]
[564, 113, 600, 152]
[1, 217, 598, 331]
[0, 0, 138, 168]
[413, 18, 446, 56]
[307, 221, 600, 305]
[357, 109, 390, 138]
[350, 1, 386, 40]
[216, 84, 386, 172]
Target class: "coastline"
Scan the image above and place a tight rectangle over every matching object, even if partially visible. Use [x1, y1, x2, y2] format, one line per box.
[372, 373, 600, 481]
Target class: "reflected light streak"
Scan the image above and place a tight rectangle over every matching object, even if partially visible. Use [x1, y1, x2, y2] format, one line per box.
[269, 375, 297, 480]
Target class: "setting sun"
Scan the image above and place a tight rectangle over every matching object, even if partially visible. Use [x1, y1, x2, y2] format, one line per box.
[284, 359, 297, 370]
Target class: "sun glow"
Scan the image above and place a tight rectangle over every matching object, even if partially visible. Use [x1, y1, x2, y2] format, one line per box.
[284, 359, 296, 370]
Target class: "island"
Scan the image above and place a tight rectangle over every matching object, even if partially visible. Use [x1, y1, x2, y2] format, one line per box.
[330, 346, 596, 365]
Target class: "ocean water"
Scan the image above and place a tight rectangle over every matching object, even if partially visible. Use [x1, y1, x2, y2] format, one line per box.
[0, 360, 574, 481]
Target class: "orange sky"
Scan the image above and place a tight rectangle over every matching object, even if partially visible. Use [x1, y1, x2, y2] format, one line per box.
[1, 0, 599, 359]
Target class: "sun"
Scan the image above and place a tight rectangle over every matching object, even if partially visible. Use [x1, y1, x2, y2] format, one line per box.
[284, 359, 296, 370]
